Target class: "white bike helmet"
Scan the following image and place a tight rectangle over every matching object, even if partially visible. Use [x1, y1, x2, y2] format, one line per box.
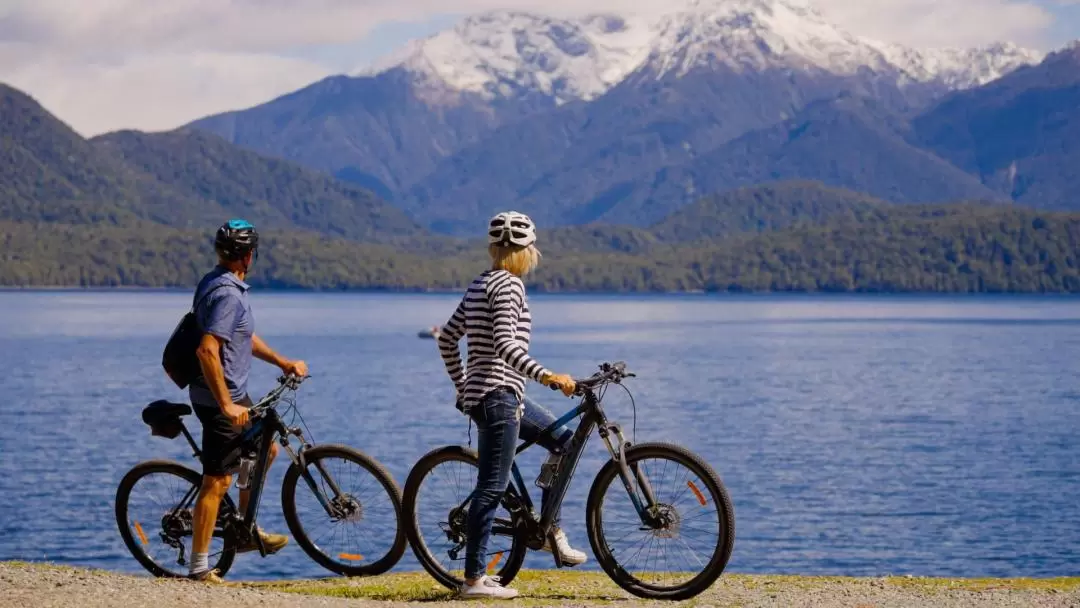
[488, 211, 536, 247]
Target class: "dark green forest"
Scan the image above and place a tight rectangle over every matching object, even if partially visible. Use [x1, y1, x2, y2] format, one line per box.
[3, 202, 1077, 292]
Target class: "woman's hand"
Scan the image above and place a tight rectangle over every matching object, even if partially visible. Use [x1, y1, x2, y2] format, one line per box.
[544, 373, 577, 397]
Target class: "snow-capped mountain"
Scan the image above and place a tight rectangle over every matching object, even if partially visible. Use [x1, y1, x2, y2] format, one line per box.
[190, 0, 1067, 234]
[359, 11, 654, 104]
[871, 41, 1045, 89]
[359, 0, 1042, 102]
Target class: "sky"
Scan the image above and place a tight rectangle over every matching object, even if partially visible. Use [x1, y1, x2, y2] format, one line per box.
[1, 0, 1077, 137]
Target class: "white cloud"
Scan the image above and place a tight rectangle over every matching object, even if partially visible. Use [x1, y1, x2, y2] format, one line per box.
[3, 49, 331, 136]
[815, 0, 1054, 48]
[0, 0, 1063, 135]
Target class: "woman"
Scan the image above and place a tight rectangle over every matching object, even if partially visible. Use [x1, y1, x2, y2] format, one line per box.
[436, 211, 584, 599]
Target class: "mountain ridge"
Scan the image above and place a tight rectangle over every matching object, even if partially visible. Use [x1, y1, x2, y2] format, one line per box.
[358, 0, 1042, 105]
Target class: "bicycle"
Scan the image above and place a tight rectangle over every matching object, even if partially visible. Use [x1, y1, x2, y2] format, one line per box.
[402, 362, 735, 600]
[115, 375, 407, 579]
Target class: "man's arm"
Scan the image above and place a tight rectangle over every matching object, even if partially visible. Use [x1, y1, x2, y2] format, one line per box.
[253, 334, 308, 377]
[196, 333, 249, 426]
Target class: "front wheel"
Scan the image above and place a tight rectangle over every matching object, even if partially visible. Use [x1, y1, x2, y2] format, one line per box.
[281, 444, 406, 576]
[586, 442, 735, 600]
[115, 460, 237, 578]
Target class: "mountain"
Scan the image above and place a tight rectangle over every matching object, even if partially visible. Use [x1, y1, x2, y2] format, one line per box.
[650, 181, 888, 242]
[188, 1, 1041, 232]
[188, 68, 548, 206]
[92, 129, 423, 243]
[0, 82, 423, 244]
[358, 11, 654, 105]
[913, 44, 1080, 210]
[606, 95, 1004, 224]
[1, 83, 209, 227]
[360, 0, 1039, 105]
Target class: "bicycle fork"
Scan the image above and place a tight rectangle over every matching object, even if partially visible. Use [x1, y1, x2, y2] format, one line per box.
[281, 436, 351, 520]
[600, 423, 662, 527]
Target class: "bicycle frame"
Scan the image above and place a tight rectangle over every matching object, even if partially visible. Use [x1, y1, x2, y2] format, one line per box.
[170, 381, 352, 557]
[469, 385, 663, 564]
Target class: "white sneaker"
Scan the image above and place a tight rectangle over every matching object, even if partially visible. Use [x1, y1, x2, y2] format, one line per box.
[459, 575, 520, 599]
[541, 529, 588, 565]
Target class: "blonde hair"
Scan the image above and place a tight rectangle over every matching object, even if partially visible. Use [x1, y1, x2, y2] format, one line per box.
[489, 243, 541, 277]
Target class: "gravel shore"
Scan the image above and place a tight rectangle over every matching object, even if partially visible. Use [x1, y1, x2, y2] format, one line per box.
[2, 562, 1078, 608]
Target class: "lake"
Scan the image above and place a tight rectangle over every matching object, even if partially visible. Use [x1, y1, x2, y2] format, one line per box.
[0, 291, 1077, 581]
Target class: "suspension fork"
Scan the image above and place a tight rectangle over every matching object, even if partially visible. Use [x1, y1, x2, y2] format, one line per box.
[280, 433, 344, 516]
[600, 421, 660, 525]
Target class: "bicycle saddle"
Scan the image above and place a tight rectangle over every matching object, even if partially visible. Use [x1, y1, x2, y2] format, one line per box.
[142, 400, 193, 438]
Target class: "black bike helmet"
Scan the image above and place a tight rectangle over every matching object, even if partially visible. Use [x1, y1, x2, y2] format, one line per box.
[215, 219, 259, 261]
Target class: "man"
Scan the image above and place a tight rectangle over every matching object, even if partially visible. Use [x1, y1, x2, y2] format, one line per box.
[188, 219, 308, 583]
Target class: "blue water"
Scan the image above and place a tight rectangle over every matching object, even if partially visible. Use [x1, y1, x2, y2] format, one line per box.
[0, 291, 1077, 580]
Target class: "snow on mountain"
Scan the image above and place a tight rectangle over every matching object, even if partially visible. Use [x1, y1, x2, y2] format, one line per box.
[646, 0, 889, 77]
[869, 41, 1046, 88]
[357, 0, 1044, 102]
[359, 11, 653, 104]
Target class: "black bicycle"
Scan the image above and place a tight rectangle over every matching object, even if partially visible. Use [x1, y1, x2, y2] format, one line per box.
[115, 375, 407, 578]
[402, 362, 735, 600]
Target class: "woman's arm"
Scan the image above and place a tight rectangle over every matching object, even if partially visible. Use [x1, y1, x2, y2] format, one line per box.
[437, 299, 468, 394]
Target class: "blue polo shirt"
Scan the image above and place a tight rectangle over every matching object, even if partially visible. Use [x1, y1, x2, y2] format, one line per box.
[188, 266, 254, 406]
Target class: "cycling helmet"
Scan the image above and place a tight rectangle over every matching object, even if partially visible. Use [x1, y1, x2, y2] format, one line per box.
[488, 211, 536, 247]
[215, 218, 259, 260]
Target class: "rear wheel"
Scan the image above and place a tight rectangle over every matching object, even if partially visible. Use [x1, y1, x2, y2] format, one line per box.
[115, 460, 237, 578]
[586, 443, 734, 600]
[402, 446, 528, 590]
[281, 444, 406, 576]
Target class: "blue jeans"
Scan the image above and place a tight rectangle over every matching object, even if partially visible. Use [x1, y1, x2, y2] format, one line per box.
[464, 388, 573, 579]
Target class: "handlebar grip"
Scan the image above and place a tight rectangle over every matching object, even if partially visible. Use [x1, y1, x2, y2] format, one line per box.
[549, 383, 561, 391]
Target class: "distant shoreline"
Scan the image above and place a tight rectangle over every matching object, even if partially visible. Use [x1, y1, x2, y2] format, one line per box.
[1, 286, 1079, 298]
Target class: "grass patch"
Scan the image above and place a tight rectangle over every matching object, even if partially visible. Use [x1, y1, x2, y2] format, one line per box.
[258, 570, 629, 604]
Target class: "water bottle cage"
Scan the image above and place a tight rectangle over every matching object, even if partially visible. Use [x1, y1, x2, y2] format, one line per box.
[535, 454, 563, 489]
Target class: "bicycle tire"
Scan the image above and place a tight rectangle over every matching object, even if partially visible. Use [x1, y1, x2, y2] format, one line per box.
[402, 445, 528, 590]
[281, 444, 406, 576]
[115, 459, 237, 578]
[586, 442, 735, 600]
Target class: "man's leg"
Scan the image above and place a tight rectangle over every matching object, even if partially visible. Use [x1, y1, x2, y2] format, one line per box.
[190, 473, 232, 579]
[190, 404, 236, 581]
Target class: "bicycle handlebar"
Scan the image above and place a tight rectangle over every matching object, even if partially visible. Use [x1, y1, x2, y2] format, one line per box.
[549, 361, 635, 396]
[250, 374, 308, 415]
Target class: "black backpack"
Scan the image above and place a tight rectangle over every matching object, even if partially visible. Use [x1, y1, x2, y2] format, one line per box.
[162, 284, 230, 389]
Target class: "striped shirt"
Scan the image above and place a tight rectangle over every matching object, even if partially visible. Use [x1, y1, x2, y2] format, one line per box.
[437, 269, 550, 412]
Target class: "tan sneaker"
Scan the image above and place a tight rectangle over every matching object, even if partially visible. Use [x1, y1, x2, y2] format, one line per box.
[237, 528, 289, 554]
[189, 568, 225, 583]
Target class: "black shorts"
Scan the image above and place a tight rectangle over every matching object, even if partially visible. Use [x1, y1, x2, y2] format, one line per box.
[193, 395, 254, 477]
